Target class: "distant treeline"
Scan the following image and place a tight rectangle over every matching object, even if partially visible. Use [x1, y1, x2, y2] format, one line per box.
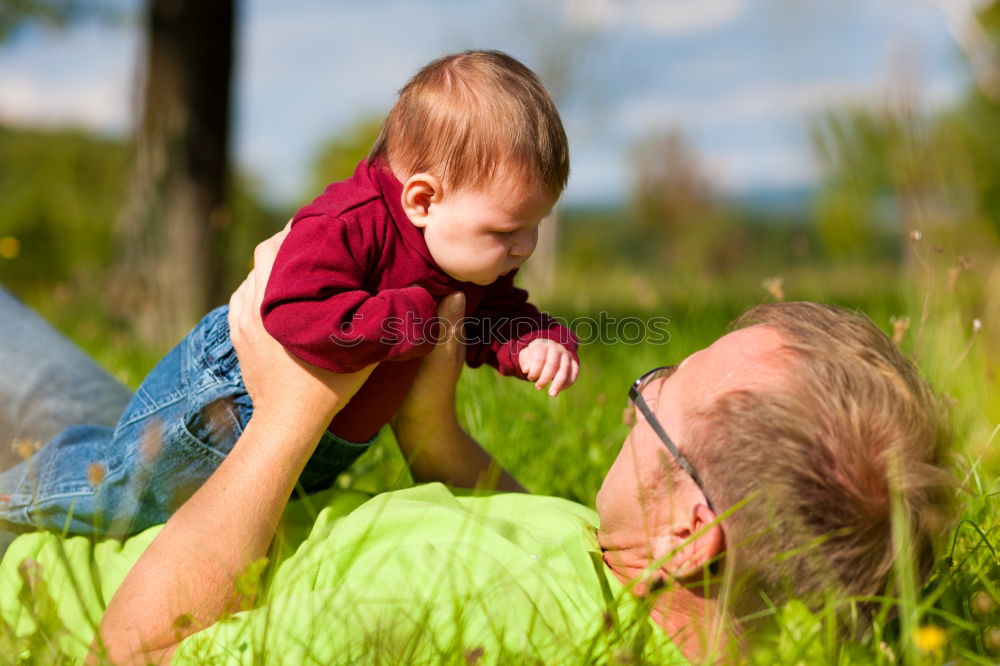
[0, 125, 282, 300]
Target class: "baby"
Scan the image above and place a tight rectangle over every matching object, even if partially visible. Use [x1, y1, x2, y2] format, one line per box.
[0, 50, 578, 537]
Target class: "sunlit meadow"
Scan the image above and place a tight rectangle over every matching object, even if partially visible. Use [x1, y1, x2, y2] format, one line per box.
[3, 229, 995, 663]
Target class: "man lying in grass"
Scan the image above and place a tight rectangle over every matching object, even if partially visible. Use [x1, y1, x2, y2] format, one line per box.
[0, 229, 954, 664]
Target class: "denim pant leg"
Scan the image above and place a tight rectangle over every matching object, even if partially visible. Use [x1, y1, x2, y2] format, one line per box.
[297, 431, 377, 494]
[1, 294, 378, 537]
[121, 305, 253, 533]
[0, 288, 132, 473]
[0, 306, 250, 537]
[0, 286, 132, 551]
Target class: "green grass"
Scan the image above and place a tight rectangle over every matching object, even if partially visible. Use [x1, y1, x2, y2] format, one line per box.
[2, 254, 998, 664]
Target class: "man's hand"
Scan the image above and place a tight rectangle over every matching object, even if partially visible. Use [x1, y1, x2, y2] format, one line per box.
[228, 221, 290, 405]
[392, 290, 525, 492]
[519, 338, 579, 397]
[393, 291, 467, 429]
[228, 221, 372, 433]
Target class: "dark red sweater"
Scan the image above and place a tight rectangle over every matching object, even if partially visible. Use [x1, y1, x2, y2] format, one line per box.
[261, 160, 578, 442]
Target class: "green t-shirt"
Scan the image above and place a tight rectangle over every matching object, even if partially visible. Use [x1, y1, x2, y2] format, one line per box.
[1, 484, 686, 664]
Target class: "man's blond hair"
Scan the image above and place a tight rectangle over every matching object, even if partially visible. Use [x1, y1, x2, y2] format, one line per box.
[690, 302, 954, 622]
[369, 50, 569, 198]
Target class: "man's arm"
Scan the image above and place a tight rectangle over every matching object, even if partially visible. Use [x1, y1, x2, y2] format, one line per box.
[94, 231, 373, 665]
[390, 291, 526, 493]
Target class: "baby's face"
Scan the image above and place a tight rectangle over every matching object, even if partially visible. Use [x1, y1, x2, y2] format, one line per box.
[417, 175, 554, 285]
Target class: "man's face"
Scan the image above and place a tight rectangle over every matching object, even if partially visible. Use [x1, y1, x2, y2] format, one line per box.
[596, 325, 788, 583]
[418, 175, 554, 285]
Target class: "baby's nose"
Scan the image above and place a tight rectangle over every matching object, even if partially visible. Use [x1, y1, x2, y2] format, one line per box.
[511, 229, 539, 257]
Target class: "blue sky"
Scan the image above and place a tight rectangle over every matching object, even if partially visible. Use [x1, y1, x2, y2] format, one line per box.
[0, 0, 978, 206]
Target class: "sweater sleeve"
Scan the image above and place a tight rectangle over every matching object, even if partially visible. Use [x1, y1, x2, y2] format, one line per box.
[261, 214, 438, 373]
[464, 271, 579, 378]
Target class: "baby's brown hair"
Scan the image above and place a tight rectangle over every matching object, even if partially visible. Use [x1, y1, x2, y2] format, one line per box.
[369, 50, 570, 199]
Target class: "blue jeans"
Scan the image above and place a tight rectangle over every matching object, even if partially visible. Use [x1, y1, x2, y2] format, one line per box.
[0, 298, 374, 538]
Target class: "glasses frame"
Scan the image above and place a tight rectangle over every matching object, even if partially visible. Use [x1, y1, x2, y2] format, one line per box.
[628, 365, 715, 513]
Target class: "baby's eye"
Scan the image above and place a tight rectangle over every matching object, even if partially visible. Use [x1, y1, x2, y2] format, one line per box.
[492, 230, 516, 239]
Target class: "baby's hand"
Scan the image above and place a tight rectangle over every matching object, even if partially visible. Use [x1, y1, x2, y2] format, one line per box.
[519, 339, 579, 397]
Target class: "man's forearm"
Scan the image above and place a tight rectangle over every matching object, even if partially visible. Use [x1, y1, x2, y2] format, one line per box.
[94, 415, 327, 664]
[392, 411, 525, 492]
[389, 289, 525, 492]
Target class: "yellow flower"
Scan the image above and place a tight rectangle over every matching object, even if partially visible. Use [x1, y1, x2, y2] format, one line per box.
[913, 624, 947, 653]
[13, 438, 40, 460]
[0, 236, 20, 260]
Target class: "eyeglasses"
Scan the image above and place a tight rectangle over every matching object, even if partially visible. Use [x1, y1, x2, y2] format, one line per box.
[628, 366, 715, 513]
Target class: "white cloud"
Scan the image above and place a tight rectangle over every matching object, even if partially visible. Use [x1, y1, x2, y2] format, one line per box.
[0, 22, 136, 132]
[703, 80, 877, 122]
[620, 73, 964, 137]
[0, 74, 130, 131]
[567, 0, 747, 36]
[617, 82, 853, 135]
[701, 145, 817, 193]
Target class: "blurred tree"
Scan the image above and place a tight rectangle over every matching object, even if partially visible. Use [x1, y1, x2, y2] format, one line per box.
[809, 71, 946, 261]
[0, 125, 126, 287]
[809, 108, 890, 258]
[944, 98, 1000, 241]
[216, 172, 285, 294]
[810, 1, 1000, 254]
[113, 0, 236, 347]
[940, 0, 1000, 240]
[630, 128, 714, 234]
[627, 128, 742, 275]
[0, 124, 280, 343]
[0, 0, 106, 41]
[306, 117, 383, 199]
[1, 0, 238, 347]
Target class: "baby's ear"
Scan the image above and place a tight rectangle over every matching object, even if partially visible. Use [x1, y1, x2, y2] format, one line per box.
[401, 173, 441, 227]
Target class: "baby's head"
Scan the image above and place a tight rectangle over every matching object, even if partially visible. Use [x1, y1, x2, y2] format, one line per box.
[370, 50, 570, 285]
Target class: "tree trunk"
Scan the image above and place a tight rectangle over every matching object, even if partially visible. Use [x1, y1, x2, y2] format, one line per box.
[523, 208, 559, 297]
[114, 0, 234, 348]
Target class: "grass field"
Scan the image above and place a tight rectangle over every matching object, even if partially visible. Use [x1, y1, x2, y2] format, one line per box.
[3, 246, 998, 664]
